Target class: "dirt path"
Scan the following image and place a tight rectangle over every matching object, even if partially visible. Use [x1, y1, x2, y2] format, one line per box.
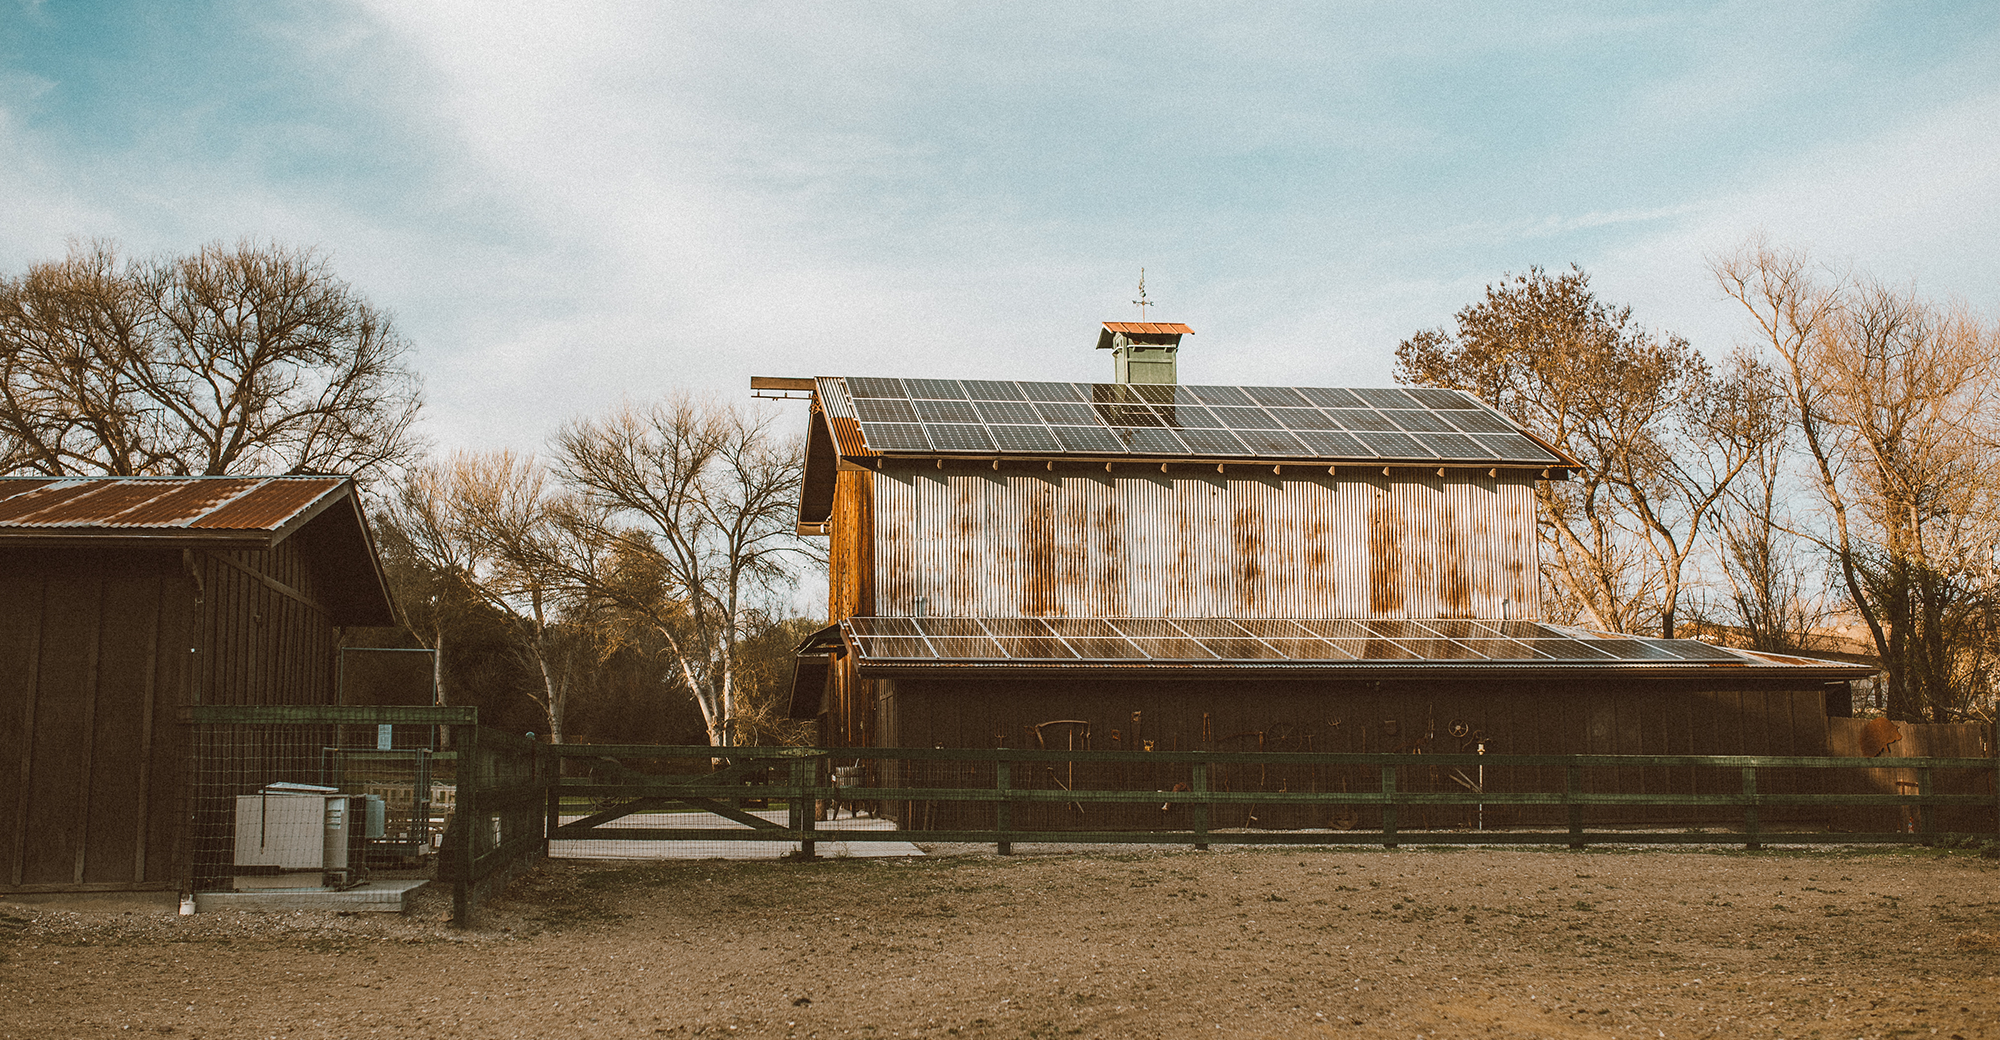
[4, 844, 1997, 1039]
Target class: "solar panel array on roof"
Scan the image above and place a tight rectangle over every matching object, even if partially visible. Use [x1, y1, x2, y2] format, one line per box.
[840, 617, 1753, 666]
[833, 378, 1560, 464]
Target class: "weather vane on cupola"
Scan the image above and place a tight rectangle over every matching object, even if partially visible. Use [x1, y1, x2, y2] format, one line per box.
[1132, 268, 1153, 320]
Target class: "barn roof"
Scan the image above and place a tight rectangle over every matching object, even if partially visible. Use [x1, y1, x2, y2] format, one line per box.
[829, 616, 1878, 680]
[810, 376, 1571, 468]
[0, 475, 395, 625]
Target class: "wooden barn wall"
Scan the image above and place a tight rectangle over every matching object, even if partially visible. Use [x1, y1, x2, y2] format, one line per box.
[868, 467, 1539, 619]
[869, 674, 1844, 830]
[0, 549, 191, 891]
[188, 541, 339, 706]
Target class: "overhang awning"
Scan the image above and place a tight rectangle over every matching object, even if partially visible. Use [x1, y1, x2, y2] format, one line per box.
[832, 616, 1880, 681]
[786, 622, 847, 718]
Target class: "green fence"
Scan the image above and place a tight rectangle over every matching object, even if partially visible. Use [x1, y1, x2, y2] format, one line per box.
[550, 744, 2000, 854]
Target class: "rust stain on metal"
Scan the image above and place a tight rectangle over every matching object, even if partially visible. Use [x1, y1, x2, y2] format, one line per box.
[1440, 500, 1471, 614]
[1021, 477, 1057, 616]
[0, 476, 340, 532]
[191, 478, 342, 529]
[1231, 500, 1265, 611]
[1094, 497, 1128, 616]
[1368, 486, 1405, 613]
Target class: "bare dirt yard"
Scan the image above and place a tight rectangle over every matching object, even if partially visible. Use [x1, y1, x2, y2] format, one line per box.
[4, 843, 1998, 1040]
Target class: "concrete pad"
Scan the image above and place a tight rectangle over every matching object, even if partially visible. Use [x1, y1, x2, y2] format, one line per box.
[550, 809, 922, 860]
[194, 879, 428, 913]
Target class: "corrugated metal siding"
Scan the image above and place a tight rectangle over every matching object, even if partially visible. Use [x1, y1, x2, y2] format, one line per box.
[869, 467, 1539, 618]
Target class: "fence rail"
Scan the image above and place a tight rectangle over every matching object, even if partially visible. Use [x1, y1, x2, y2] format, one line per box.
[550, 744, 2000, 854]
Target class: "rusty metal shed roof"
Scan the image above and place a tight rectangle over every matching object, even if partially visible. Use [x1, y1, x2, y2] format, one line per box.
[1100, 322, 1194, 337]
[0, 476, 395, 625]
[830, 616, 1876, 680]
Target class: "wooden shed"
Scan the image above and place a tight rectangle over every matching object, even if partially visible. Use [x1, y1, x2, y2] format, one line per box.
[768, 324, 1875, 827]
[0, 476, 395, 895]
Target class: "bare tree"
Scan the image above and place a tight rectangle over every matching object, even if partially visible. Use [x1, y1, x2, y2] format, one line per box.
[552, 396, 809, 747]
[383, 450, 588, 741]
[0, 240, 422, 479]
[1713, 237, 2000, 721]
[1397, 265, 1760, 636]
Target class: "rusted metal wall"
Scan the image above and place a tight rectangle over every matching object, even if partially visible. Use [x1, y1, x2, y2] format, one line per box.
[828, 468, 875, 622]
[869, 465, 1539, 619]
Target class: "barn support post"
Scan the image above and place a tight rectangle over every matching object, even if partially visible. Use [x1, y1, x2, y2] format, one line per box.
[1741, 766, 1761, 851]
[995, 760, 1012, 856]
[1380, 765, 1398, 849]
[1565, 763, 1584, 849]
[1191, 761, 1210, 851]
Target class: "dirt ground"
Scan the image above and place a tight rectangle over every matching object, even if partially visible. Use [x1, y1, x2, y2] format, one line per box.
[3, 843, 1998, 1040]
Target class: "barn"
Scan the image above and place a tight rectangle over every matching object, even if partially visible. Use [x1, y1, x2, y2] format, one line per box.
[0, 475, 395, 896]
[770, 321, 1875, 829]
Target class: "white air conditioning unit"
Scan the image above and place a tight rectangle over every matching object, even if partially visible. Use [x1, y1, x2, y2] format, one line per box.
[234, 784, 385, 886]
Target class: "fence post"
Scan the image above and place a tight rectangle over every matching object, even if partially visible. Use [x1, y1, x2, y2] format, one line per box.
[1918, 766, 1936, 845]
[995, 759, 1013, 856]
[1381, 764, 1398, 850]
[452, 723, 479, 928]
[1742, 766, 1761, 851]
[1566, 762, 1584, 849]
[545, 744, 562, 849]
[790, 755, 819, 860]
[1192, 761, 1210, 851]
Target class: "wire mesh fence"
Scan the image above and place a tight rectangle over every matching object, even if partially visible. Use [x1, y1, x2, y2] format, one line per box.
[183, 706, 550, 923]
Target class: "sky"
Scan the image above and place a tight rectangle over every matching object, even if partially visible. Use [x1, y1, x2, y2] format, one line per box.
[4, 1, 1998, 455]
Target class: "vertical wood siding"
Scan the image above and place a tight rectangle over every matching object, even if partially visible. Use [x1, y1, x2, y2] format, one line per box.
[866, 467, 1540, 618]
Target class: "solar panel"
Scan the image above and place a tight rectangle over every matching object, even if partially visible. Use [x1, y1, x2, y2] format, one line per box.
[1233, 429, 1308, 454]
[860, 423, 930, 450]
[1324, 408, 1399, 432]
[918, 617, 991, 637]
[1398, 638, 1485, 660]
[914, 399, 981, 423]
[1291, 430, 1368, 457]
[1426, 433, 1486, 459]
[1170, 618, 1252, 638]
[1382, 409, 1458, 433]
[1442, 409, 1517, 434]
[1041, 618, 1122, 637]
[989, 425, 1062, 452]
[1295, 386, 1365, 408]
[1132, 637, 1216, 658]
[1065, 637, 1148, 658]
[925, 424, 995, 451]
[1183, 385, 1255, 406]
[1516, 639, 1616, 661]
[980, 617, 1057, 638]
[1211, 405, 1279, 429]
[1053, 425, 1124, 452]
[1035, 402, 1099, 425]
[1329, 639, 1422, 660]
[845, 377, 906, 399]
[928, 636, 1004, 657]
[1177, 428, 1250, 454]
[1096, 403, 1163, 427]
[1109, 618, 1185, 637]
[1351, 387, 1419, 409]
[858, 636, 932, 658]
[1020, 381, 1088, 402]
[1114, 427, 1187, 453]
[1405, 387, 1477, 409]
[845, 616, 921, 636]
[1201, 638, 1289, 659]
[962, 379, 1026, 400]
[1455, 639, 1539, 659]
[1419, 619, 1502, 638]
[1229, 619, 1314, 638]
[853, 398, 918, 423]
[1271, 408, 1338, 431]
[1290, 619, 1377, 639]
[1473, 433, 1557, 461]
[996, 637, 1074, 659]
[905, 378, 966, 399]
[1161, 405, 1223, 428]
[1264, 638, 1354, 659]
[974, 400, 1042, 424]
[831, 377, 1559, 464]
[1649, 639, 1743, 661]
[1355, 431, 1427, 457]
[1580, 639, 1685, 661]
[1243, 386, 1311, 407]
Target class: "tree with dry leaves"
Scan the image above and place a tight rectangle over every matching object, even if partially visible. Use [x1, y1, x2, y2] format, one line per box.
[1397, 265, 1766, 638]
[0, 240, 421, 479]
[550, 396, 810, 747]
[381, 449, 594, 742]
[1713, 238, 2000, 722]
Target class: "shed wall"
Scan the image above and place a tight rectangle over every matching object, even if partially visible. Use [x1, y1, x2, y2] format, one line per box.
[869, 467, 1539, 619]
[0, 541, 341, 892]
